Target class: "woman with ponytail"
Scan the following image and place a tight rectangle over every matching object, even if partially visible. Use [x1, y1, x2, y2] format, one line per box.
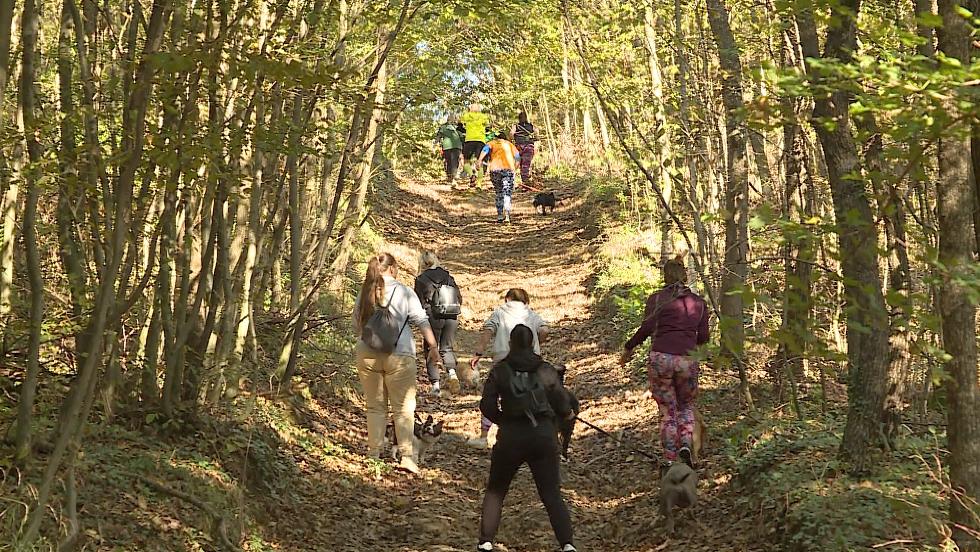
[353, 253, 441, 474]
[620, 254, 709, 471]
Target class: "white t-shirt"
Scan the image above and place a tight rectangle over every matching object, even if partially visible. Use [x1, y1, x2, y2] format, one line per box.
[352, 276, 430, 357]
[483, 301, 549, 362]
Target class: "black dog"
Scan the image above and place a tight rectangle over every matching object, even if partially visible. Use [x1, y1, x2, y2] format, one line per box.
[555, 364, 579, 459]
[533, 191, 562, 215]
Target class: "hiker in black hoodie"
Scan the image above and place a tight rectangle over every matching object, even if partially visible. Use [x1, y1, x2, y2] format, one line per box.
[477, 324, 577, 552]
[414, 251, 462, 396]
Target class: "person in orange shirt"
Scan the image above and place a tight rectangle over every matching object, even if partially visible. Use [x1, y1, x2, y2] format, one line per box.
[477, 130, 521, 223]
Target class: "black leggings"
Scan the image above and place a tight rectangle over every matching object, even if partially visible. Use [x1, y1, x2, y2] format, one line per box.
[443, 148, 461, 179]
[479, 422, 573, 546]
[424, 318, 458, 383]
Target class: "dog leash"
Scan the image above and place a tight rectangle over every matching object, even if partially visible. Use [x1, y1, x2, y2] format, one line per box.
[575, 415, 662, 463]
[518, 181, 548, 194]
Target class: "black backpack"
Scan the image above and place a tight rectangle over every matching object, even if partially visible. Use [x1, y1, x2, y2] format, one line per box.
[361, 288, 408, 354]
[514, 122, 535, 145]
[501, 362, 554, 426]
[429, 275, 462, 319]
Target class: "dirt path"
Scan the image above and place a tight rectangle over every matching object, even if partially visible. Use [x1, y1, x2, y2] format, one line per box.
[292, 175, 761, 552]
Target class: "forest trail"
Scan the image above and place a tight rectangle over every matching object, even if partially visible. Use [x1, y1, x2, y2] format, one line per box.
[280, 174, 764, 552]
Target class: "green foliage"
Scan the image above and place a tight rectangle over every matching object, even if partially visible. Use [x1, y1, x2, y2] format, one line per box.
[728, 411, 950, 552]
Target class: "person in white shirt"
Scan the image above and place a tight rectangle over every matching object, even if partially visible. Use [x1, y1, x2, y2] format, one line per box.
[466, 288, 550, 449]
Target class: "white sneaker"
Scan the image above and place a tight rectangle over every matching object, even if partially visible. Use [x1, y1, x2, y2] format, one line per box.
[477, 543, 493, 551]
[561, 545, 578, 552]
[429, 381, 441, 396]
[466, 436, 489, 449]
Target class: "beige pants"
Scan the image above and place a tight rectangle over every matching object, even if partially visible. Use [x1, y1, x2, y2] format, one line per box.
[355, 342, 418, 459]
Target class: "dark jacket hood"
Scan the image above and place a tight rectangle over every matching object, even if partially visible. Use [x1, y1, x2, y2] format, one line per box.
[502, 350, 544, 372]
[421, 267, 451, 284]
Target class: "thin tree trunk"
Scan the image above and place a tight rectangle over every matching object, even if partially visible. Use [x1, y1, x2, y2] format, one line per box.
[12, 0, 44, 465]
[0, 0, 13, 102]
[971, 129, 980, 257]
[643, 4, 675, 264]
[706, 0, 752, 407]
[24, 0, 173, 540]
[936, 2, 980, 547]
[56, 0, 89, 316]
[0, 0, 15, 329]
[276, 92, 307, 381]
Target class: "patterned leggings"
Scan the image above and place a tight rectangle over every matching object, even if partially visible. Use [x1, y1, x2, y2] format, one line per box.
[517, 143, 535, 182]
[490, 170, 515, 216]
[648, 351, 699, 461]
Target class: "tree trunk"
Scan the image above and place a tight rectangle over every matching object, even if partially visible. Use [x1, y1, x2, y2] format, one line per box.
[705, 0, 752, 406]
[0, 0, 15, 329]
[797, 0, 891, 472]
[858, 111, 914, 426]
[56, 0, 89, 316]
[276, 92, 307, 382]
[936, 2, 980, 547]
[643, 4, 675, 264]
[12, 0, 44, 465]
[24, 0, 173, 540]
[326, 37, 390, 298]
[972, 129, 980, 257]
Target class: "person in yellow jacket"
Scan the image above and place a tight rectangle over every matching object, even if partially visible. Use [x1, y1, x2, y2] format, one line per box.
[459, 103, 490, 184]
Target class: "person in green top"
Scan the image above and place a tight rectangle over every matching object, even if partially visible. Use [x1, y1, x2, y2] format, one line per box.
[436, 117, 463, 183]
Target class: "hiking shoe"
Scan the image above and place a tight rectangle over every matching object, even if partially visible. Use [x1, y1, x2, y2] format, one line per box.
[398, 456, 420, 475]
[679, 446, 694, 468]
[496, 215, 504, 223]
[466, 436, 489, 449]
[447, 373, 461, 394]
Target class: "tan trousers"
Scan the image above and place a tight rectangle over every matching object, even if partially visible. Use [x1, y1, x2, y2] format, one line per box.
[355, 342, 418, 459]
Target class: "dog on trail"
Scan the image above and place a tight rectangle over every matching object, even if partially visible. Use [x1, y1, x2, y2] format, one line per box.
[554, 364, 579, 460]
[386, 414, 444, 464]
[533, 191, 563, 215]
[660, 460, 697, 536]
[659, 408, 707, 535]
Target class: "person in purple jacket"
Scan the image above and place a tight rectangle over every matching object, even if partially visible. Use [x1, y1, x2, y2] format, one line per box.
[619, 254, 709, 467]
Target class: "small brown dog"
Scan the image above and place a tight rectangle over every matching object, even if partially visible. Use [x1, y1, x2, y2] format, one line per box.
[659, 408, 707, 536]
[691, 408, 706, 465]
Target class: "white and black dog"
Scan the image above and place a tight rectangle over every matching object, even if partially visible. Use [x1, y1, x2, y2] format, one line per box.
[386, 413, 444, 464]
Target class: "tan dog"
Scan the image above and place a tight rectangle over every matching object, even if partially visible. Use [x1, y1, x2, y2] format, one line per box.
[660, 461, 697, 536]
[660, 408, 706, 536]
[691, 408, 706, 465]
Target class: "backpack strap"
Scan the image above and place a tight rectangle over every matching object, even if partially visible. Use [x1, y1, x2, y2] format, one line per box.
[381, 285, 409, 350]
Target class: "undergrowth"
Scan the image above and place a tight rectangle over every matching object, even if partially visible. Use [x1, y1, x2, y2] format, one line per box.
[0, 221, 385, 550]
[581, 177, 957, 552]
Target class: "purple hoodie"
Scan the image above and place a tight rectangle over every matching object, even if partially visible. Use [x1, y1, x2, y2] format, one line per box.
[624, 283, 709, 356]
